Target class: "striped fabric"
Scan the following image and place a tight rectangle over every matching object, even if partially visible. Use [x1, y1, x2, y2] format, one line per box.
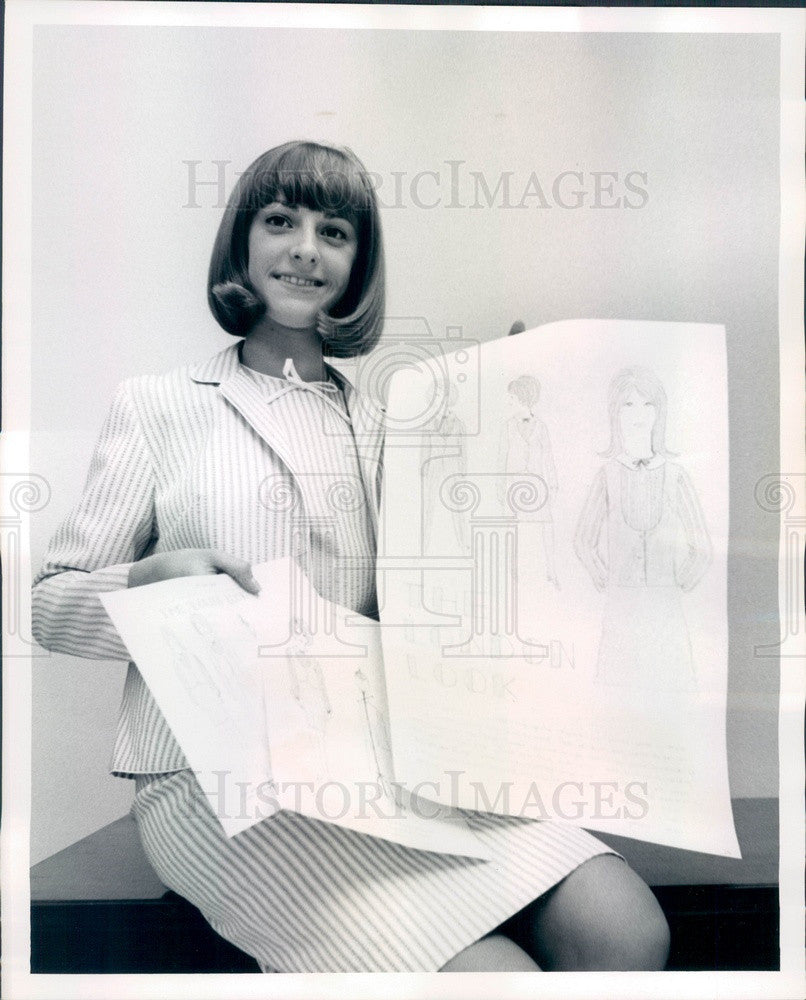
[133, 769, 618, 973]
[32, 343, 382, 774]
[33, 342, 617, 971]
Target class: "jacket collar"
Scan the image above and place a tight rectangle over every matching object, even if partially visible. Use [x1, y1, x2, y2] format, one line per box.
[191, 342, 353, 395]
[190, 342, 385, 526]
[189, 341, 244, 386]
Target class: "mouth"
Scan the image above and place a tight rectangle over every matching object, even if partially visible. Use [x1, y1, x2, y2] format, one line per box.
[273, 274, 325, 289]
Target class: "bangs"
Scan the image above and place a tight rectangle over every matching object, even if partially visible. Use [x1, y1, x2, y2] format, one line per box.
[251, 143, 372, 226]
[630, 375, 666, 407]
[610, 368, 666, 408]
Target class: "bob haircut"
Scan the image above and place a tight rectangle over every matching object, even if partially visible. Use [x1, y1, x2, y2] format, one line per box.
[507, 375, 540, 412]
[603, 367, 674, 458]
[208, 141, 385, 358]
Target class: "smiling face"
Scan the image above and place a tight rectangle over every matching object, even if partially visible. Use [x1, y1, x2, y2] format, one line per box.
[247, 201, 358, 329]
[619, 386, 657, 437]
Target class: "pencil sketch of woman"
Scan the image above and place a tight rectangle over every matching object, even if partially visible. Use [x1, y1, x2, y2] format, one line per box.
[499, 375, 559, 588]
[354, 666, 393, 794]
[421, 382, 468, 556]
[286, 624, 332, 778]
[574, 368, 712, 691]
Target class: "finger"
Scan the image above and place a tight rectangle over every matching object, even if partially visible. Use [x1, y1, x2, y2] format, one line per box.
[210, 552, 261, 595]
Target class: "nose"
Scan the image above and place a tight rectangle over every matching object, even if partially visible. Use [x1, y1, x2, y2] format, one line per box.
[292, 245, 318, 267]
[291, 222, 319, 268]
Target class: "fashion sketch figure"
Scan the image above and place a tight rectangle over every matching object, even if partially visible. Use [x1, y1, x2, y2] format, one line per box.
[421, 383, 468, 556]
[574, 368, 712, 690]
[286, 621, 332, 778]
[159, 626, 214, 710]
[188, 609, 245, 701]
[499, 375, 559, 588]
[354, 666, 395, 798]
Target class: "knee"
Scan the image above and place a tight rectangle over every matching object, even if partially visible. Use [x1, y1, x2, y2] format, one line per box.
[440, 933, 541, 972]
[612, 901, 670, 970]
[530, 857, 671, 971]
[587, 885, 670, 970]
[566, 893, 670, 970]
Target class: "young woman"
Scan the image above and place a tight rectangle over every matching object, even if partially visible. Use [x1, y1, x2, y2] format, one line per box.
[32, 141, 669, 973]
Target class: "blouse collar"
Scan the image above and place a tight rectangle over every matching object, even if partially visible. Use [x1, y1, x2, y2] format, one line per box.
[189, 341, 353, 401]
[615, 452, 665, 471]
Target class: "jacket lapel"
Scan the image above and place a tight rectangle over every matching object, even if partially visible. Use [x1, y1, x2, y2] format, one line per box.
[331, 365, 386, 529]
[190, 343, 303, 478]
[190, 344, 386, 527]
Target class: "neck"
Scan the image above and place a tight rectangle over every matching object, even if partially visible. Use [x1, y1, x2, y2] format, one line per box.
[622, 430, 654, 461]
[240, 319, 326, 382]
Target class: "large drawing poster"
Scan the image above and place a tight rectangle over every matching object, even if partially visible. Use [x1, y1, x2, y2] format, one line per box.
[380, 321, 738, 855]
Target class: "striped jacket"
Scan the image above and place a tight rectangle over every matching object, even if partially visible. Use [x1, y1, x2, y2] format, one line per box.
[32, 342, 385, 775]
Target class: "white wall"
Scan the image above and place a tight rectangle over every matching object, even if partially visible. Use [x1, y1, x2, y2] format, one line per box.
[29, 26, 781, 863]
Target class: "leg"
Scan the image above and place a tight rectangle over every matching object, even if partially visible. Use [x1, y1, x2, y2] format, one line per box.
[512, 855, 669, 970]
[439, 934, 540, 972]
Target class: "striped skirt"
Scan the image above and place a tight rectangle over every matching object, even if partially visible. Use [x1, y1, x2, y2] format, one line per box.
[132, 769, 619, 973]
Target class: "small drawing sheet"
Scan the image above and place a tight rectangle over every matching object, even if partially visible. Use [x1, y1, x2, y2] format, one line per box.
[101, 559, 489, 858]
[380, 320, 740, 857]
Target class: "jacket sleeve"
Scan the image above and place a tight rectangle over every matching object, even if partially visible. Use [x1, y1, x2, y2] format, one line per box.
[674, 465, 713, 591]
[574, 466, 608, 590]
[31, 379, 157, 660]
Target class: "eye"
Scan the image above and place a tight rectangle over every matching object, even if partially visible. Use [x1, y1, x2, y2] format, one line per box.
[264, 213, 292, 229]
[321, 223, 351, 242]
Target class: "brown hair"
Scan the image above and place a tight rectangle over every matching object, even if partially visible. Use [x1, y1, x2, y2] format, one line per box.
[208, 141, 385, 357]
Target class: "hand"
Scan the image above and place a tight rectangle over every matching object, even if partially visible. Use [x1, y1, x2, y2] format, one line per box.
[128, 548, 260, 595]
